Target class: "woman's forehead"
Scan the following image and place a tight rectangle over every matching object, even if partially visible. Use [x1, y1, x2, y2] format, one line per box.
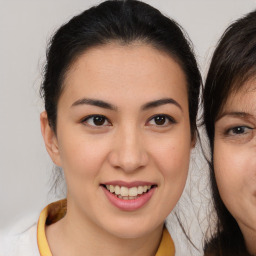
[61, 44, 187, 101]
[223, 82, 256, 110]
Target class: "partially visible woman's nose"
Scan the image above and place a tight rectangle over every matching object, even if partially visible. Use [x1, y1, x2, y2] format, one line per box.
[108, 126, 149, 173]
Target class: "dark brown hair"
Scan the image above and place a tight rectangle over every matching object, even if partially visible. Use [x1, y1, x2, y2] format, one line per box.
[203, 9, 256, 256]
[41, 0, 202, 250]
[40, 0, 201, 137]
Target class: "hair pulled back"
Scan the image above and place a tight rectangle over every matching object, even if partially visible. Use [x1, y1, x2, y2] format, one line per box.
[40, 0, 201, 135]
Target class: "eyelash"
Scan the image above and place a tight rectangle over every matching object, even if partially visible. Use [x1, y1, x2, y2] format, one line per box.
[146, 114, 176, 127]
[81, 114, 176, 128]
[82, 115, 111, 127]
[225, 126, 253, 136]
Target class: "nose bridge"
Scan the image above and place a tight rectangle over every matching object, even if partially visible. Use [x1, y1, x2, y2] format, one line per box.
[110, 123, 148, 172]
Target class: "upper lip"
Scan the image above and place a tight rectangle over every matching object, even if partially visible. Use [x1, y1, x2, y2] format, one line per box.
[102, 180, 156, 188]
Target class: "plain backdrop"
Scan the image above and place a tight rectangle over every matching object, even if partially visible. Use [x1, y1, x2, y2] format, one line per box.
[0, 0, 256, 253]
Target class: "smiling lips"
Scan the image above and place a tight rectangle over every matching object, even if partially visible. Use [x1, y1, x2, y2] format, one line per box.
[101, 182, 157, 211]
[105, 184, 152, 199]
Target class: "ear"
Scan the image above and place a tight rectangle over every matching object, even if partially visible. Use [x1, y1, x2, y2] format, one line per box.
[40, 111, 62, 166]
[190, 131, 197, 149]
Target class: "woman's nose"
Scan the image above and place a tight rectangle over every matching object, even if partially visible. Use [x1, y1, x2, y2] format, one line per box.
[108, 127, 149, 173]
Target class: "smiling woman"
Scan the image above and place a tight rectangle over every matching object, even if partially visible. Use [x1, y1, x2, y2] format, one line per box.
[42, 44, 192, 244]
[1, 0, 201, 255]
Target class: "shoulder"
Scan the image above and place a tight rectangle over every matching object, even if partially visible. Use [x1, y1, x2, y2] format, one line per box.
[0, 215, 40, 256]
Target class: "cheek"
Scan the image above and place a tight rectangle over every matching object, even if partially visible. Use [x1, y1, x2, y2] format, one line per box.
[151, 129, 192, 180]
[57, 130, 111, 178]
[213, 140, 251, 206]
[214, 142, 237, 196]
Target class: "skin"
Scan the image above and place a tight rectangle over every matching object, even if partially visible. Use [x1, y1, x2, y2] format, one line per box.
[41, 43, 194, 256]
[214, 80, 256, 255]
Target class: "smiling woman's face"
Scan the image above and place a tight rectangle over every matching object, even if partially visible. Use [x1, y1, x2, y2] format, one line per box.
[214, 80, 256, 252]
[42, 43, 193, 239]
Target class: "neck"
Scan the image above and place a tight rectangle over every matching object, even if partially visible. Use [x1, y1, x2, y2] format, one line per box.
[46, 202, 164, 256]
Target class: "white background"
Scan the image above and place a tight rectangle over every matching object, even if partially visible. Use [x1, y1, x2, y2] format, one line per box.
[0, 0, 255, 252]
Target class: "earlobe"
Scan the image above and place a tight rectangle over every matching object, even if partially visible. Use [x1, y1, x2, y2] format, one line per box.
[191, 138, 196, 148]
[191, 131, 197, 149]
[40, 111, 62, 166]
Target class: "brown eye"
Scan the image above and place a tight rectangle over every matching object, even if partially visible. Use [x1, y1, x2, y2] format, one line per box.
[83, 115, 110, 127]
[148, 114, 175, 126]
[93, 116, 105, 126]
[154, 116, 167, 125]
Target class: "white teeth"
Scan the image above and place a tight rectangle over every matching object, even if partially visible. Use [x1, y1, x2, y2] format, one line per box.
[128, 187, 138, 197]
[120, 186, 129, 196]
[137, 186, 144, 195]
[105, 184, 153, 199]
[114, 185, 121, 195]
[109, 185, 115, 193]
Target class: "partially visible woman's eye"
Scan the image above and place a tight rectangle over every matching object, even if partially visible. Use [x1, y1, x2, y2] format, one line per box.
[226, 126, 253, 136]
[147, 114, 176, 126]
[82, 115, 111, 127]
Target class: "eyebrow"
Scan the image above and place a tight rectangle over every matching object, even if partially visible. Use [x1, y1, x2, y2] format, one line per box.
[141, 98, 183, 111]
[71, 97, 182, 111]
[71, 98, 117, 110]
[217, 111, 254, 121]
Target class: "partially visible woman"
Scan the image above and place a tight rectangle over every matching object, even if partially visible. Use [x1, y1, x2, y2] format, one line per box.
[1, 0, 201, 255]
[203, 10, 256, 256]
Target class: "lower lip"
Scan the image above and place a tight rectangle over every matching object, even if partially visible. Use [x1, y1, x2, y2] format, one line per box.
[102, 186, 156, 211]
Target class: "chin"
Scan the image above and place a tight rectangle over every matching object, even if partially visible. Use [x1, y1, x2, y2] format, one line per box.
[104, 219, 162, 239]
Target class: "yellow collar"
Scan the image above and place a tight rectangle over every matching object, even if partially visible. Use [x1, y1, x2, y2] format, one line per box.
[37, 200, 175, 256]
